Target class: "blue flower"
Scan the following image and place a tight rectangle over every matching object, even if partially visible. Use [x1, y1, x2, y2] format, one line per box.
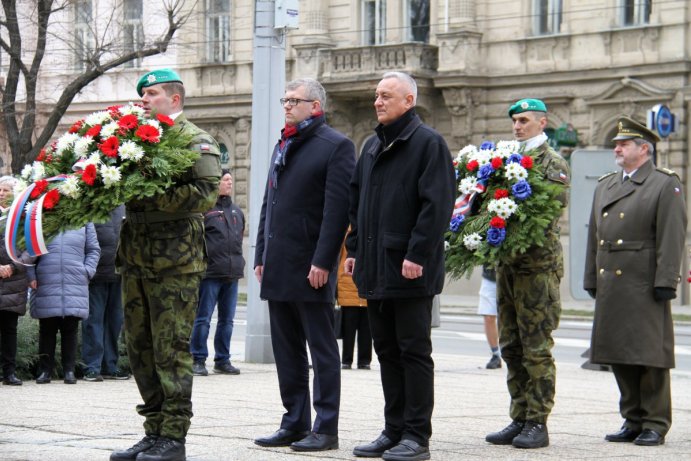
[477, 163, 495, 181]
[480, 141, 495, 150]
[449, 214, 465, 232]
[512, 180, 532, 201]
[506, 153, 523, 164]
[455, 169, 460, 180]
[486, 227, 506, 246]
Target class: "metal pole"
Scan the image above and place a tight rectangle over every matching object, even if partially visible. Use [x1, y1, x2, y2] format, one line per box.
[245, 0, 285, 363]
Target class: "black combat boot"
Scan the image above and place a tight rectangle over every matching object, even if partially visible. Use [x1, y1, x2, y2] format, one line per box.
[136, 436, 185, 461]
[512, 421, 549, 448]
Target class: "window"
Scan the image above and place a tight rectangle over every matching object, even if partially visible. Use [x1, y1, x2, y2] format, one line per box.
[362, 0, 386, 45]
[123, 0, 144, 68]
[534, 0, 562, 35]
[206, 0, 231, 63]
[621, 0, 651, 26]
[406, 0, 429, 43]
[74, 0, 94, 70]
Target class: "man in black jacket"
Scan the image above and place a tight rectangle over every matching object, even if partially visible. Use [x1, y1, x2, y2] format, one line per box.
[345, 72, 455, 461]
[190, 170, 245, 376]
[253, 78, 355, 452]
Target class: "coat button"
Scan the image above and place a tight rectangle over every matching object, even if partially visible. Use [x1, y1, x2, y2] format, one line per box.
[619, 212, 625, 219]
[269, 233, 273, 239]
[599, 240, 604, 246]
[615, 269, 622, 276]
[603, 212, 608, 218]
[599, 268, 604, 274]
[367, 236, 373, 242]
[617, 239, 623, 245]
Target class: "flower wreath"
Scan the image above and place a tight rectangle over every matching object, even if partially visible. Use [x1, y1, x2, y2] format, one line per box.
[3, 103, 200, 262]
[444, 140, 565, 279]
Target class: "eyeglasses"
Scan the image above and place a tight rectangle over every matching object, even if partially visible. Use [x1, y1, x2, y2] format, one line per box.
[279, 98, 314, 107]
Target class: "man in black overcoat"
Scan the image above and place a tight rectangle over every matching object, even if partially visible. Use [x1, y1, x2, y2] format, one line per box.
[253, 78, 355, 452]
[345, 72, 455, 461]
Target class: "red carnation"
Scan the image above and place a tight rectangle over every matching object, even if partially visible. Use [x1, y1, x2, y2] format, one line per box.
[494, 189, 509, 199]
[135, 124, 161, 143]
[107, 105, 123, 117]
[43, 189, 60, 210]
[489, 216, 506, 228]
[81, 164, 97, 186]
[99, 136, 120, 158]
[68, 120, 84, 134]
[36, 148, 47, 162]
[118, 114, 139, 130]
[85, 124, 102, 138]
[466, 160, 479, 172]
[491, 157, 503, 169]
[520, 156, 534, 169]
[30, 179, 48, 199]
[156, 113, 174, 127]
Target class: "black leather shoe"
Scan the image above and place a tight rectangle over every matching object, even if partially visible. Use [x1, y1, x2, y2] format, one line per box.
[634, 429, 665, 446]
[290, 432, 339, 451]
[605, 426, 640, 442]
[136, 436, 185, 461]
[358, 364, 371, 370]
[382, 439, 430, 461]
[254, 428, 310, 447]
[2, 373, 22, 385]
[213, 362, 240, 375]
[341, 363, 352, 369]
[110, 435, 158, 460]
[512, 421, 549, 448]
[485, 420, 524, 445]
[63, 371, 77, 384]
[36, 371, 51, 384]
[353, 433, 398, 457]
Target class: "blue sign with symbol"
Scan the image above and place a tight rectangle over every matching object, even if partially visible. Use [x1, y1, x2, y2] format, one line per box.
[656, 105, 673, 138]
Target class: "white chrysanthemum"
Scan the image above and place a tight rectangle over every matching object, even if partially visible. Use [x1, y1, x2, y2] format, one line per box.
[101, 122, 120, 138]
[495, 140, 521, 159]
[56, 132, 80, 155]
[58, 176, 81, 199]
[119, 140, 145, 161]
[505, 162, 528, 181]
[444, 241, 450, 252]
[86, 152, 102, 165]
[490, 197, 518, 219]
[459, 177, 478, 194]
[20, 164, 33, 180]
[84, 111, 111, 127]
[13, 179, 28, 195]
[145, 119, 161, 130]
[100, 165, 122, 187]
[73, 136, 94, 157]
[457, 145, 478, 161]
[463, 233, 483, 251]
[31, 161, 45, 181]
[469, 149, 492, 165]
[119, 102, 145, 116]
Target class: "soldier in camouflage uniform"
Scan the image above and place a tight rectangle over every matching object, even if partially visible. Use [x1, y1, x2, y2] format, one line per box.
[110, 69, 221, 461]
[485, 99, 570, 449]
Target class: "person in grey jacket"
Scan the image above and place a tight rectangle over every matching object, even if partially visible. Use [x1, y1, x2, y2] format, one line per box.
[28, 225, 100, 384]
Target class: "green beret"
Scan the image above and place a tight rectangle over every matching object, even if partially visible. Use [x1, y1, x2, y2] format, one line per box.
[612, 116, 660, 143]
[508, 98, 547, 117]
[136, 69, 183, 96]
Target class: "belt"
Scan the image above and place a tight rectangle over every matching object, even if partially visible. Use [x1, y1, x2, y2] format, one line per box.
[125, 211, 201, 224]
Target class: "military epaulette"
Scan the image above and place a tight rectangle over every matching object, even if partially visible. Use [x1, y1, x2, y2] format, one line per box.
[598, 171, 617, 182]
[656, 166, 679, 178]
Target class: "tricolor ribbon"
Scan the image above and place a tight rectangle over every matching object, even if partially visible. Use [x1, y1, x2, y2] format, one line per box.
[4, 175, 66, 264]
[452, 180, 487, 217]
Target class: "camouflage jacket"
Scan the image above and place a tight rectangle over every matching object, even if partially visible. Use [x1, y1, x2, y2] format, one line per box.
[117, 113, 221, 278]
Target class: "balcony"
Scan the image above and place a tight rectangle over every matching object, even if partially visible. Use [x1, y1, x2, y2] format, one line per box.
[318, 42, 438, 82]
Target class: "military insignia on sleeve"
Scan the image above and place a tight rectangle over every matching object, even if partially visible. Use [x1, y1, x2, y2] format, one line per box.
[559, 172, 567, 181]
[674, 187, 681, 195]
[200, 144, 210, 151]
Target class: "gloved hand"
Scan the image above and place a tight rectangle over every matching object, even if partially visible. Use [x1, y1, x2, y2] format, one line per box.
[654, 287, 676, 302]
[586, 288, 596, 299]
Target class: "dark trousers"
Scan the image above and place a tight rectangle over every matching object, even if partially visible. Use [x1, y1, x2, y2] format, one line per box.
[82, 280, 123, 374]
[268, 300, 341, 435]
[341, 306, 372, 366]
[611, 364, 672, 435]
[38, 316, 80, 374]
[368, 297, 434, 446]
[0, 311, 20, 377]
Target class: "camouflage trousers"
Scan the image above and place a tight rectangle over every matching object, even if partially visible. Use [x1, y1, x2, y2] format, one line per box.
[496, 265, 561, 424]
[123, 273, 202, 441]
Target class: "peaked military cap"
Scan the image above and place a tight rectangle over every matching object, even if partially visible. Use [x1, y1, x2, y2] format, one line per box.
[136, 69, 183, 96]
[611, 116, 660, 143]
[508, 98, 547, 117]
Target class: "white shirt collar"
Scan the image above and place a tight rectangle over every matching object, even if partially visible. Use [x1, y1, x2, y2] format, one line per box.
[520, 132, 548, 151]
[169, 111, 182, 120]
[623, 169, 638, 181]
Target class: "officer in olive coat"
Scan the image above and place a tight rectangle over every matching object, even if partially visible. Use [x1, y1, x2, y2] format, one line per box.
[584, 116, 687, 446]
[111, 69, 221, 461]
